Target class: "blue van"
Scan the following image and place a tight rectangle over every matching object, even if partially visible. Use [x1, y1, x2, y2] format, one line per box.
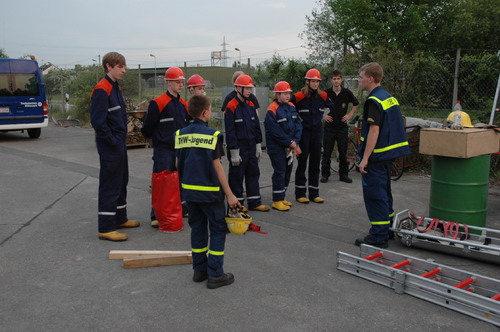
[0, 58, 48, 138]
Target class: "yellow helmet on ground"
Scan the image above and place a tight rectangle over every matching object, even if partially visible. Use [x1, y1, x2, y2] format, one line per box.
[446, 111, 474, 127]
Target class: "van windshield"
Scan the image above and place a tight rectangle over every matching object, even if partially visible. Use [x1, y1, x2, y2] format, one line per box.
[0, 74, 40, 97]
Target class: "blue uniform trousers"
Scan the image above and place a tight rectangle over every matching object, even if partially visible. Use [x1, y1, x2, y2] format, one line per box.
[228, 142, 262, 209]
[97, 141, 128, 233]
[362, 162, 393, 243]
[187, 201, 226, 277]
[295, 127, 322, 199]
[269, 148, 293, 202]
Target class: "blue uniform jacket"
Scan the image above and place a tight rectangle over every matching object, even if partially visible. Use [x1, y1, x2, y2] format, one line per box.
[141, 91, 190, 149]
[291, 90, 334, 130]
[175, 119, 225, 203]
[90, 75, 127, 147]
[264, 100, 302, 153]
[224, 97, 262, 149]
[358, 86, 410, 161]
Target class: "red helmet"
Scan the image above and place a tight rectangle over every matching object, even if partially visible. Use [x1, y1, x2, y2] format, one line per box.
[187, 74, 205, 88]
[165, 67, 185, 80]
[273, 81, 292, 93]
[234, 74, 255, 87]
[305, 68, 322, 80]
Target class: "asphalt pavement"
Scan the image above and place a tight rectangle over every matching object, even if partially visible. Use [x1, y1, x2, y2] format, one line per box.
[1, 124, 499, 331]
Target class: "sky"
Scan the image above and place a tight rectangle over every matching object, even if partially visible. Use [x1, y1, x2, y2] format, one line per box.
[2, 0, 319, 69]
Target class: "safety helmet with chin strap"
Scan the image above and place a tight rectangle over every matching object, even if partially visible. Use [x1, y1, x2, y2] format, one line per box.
[234, 74, 255, 100]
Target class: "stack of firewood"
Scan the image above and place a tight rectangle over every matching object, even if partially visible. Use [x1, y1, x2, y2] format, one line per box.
[126, 100, 149, 147]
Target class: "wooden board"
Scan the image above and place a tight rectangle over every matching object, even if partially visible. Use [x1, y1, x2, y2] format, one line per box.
[109, 250, 192, 260]
[123, 254, 193, 269]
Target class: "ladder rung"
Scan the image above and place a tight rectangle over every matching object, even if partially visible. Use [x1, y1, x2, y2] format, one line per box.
[391, 259, 411, 269]
[454, 277, 475, 289]
[421, 268, 441, 278]
[363, 252, 383, 261]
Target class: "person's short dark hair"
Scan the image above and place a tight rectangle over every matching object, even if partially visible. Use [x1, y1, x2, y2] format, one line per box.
[188, 95, 211, 118]
[331, 70, 343, 78]
[102, 52, 126, 73]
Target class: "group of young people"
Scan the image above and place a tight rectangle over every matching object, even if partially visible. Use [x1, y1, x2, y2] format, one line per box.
[90, 52, 409, 289]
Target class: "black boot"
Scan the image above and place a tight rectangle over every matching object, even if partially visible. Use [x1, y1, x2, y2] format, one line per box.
[207, 273, 235, 289]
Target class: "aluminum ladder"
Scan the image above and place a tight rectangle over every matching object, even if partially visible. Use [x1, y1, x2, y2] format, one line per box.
[337, 244, 500, 326]
[391, 209, 500, 265]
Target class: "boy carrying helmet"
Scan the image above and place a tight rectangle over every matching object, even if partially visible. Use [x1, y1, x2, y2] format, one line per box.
[175, 95, 240, 289]
[264, 81, 303, 211]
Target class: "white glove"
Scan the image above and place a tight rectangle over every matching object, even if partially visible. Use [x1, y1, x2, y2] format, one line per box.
[229, 149, 242, 166]
[256, 143, 262, 161]
[286, 148, 293, 166]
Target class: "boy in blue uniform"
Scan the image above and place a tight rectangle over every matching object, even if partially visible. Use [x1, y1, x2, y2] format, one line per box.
[175, 95, 240, 289]
[355, 62, 410, 248]
[291, 69, 334, 204]
[224, 74, 270, 212]
[142, 67, 190, 227]
[90, 52, 140, 241]
[264, 81, 303, 211]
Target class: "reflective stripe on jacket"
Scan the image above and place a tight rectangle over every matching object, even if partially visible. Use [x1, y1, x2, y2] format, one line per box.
[141, 91, 190, 149]
[90, 76, 127, 146]
[291, 91, 333, 130]
[264, 100, 302, 153]
[359, 86, 410, 161]
[175, 119, 224, 202]
[224, 97, 262, 149]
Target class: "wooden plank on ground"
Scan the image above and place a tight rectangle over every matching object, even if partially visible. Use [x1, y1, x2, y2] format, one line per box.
[123, 254, 193, 269]
[109, 250, 191, 260]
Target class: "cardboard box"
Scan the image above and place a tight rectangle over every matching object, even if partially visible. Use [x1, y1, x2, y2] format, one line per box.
[419, 128, 499, 158]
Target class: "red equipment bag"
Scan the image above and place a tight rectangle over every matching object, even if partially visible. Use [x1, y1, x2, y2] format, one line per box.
[151, 170, 183, 232]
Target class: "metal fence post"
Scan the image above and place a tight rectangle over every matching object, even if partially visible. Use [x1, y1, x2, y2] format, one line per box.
[452, 48, 461, 109]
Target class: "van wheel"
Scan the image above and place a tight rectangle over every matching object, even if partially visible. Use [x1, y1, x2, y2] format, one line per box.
[28, 128, 41, 139]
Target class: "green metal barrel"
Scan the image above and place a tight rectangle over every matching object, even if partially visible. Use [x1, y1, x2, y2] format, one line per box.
[429, 155, 490, 228]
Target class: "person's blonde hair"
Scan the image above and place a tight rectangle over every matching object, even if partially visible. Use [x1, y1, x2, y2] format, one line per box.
[102, 52, 126, 73]
[359, 62, 383, 83]
[232, 71, 244, 84]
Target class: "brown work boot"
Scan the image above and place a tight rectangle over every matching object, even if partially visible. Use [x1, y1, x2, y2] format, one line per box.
[116, 220, 140, 228]
[98, 231, 128, 242]
[282, 199, 292, 207]
[150, 220, 159, 228]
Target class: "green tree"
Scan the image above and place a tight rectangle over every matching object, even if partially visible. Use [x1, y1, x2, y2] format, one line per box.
[301, 0, 499, 63]
[0, 48, 8, 58]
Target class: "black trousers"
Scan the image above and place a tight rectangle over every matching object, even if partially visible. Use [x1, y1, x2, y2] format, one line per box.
[321, 125, 349, 178]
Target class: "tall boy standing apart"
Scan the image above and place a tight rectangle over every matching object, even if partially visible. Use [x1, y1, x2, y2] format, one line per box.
[321, 70, 359, 183]
[176, 95, 239, 289]
[90, 52, 140, 241]
[355, 62, 409, 248]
